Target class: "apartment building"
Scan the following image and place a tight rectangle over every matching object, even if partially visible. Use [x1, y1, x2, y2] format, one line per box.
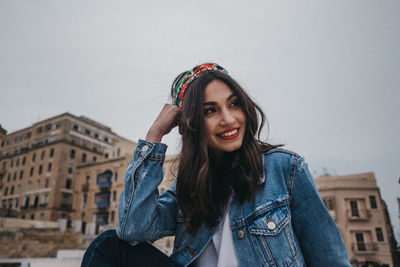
[0, 113, 135, 223]
[315, 172, 394, 267]
[72, 150, 177, 253]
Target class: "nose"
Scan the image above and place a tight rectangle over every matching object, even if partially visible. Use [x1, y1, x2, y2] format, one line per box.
[220, 108, 235, 126]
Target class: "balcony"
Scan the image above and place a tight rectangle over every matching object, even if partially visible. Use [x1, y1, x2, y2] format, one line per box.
[39, 203, 48, 208]
[98, 180, 111, 188]
[96, 200, 110, 208]
[60, 203, 72, 211]
[0, 208, 19, 217]
[346, 209, 372, 221]
[95, 192, 110, 208]
[82, 184, 89, 192]
[351, 242, 378, 254]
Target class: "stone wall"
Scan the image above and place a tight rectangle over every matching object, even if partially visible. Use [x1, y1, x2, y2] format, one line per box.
[0, 228, 81, 258]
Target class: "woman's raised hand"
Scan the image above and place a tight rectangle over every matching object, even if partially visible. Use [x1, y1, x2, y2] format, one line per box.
[145, 104, 180, 143]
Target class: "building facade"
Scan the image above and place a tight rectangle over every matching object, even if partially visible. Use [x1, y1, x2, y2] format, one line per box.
[0, 113, 135, 223]
[315, 172, 394, 267]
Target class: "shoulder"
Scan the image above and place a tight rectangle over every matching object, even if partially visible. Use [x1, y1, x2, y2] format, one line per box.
[262, 148, 305, 176]
[263, 147, 303, 163]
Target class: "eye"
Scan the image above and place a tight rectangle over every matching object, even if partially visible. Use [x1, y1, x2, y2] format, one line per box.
[204, 107, 216, 116]
[229, 100, 241, 108]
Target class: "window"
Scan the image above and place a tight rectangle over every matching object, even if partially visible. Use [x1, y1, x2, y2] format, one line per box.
[37, 126, 43, 134]
[10, 159, 14, 167]
[68, 164, 73, 174]
[22, 157, 26, 165]
[17, 185, 21, 194]
[50, 148, 54, 157]
[94, 133, 99, 139]
[369, 195, 377, 209]
[83, 194, 88, 204]
[27, 182, 31, 191]
[113, 190, 117, 201]
[82, 153, 86, 162]
[104, 137, 109, 143]
[43, 193, 49, 204]
[36, 180, 40, 190]
[114, 171, 118, 181]
[73, 124, 79, 131]
[350, 200, 359, 217]
[65, 179, 72, 189]
[93, 145, 97, 152]
[16, 158, 20, 166]
[83, 141, 87, 148]
[85, 129, 91, 135]
[70, 149, 75, 159]
[71, 137, 76, 144]
[10, 186, 14, 195]
[55, 122, 60, 129]
[30, 214, 35, 220]
[376, 227, 384, 241]
[117, 148, 121, 156]
[45, 124, 52, 131]
[105, 153, 109, 159]
[38, 164, 43, 175]
[93, 156, 97, 162]
[40, 213, 44, 220]
[41, 150, 45, 160]
[45, 178, 49, 188]
[32, 152, 36, 162]
[15, 198, 19, 208]
[48, 163, 52, 172]
[111, 210, 115, 222]
[30, 167, 34, 177]
[4, 187, 8, 196]
[13, 172, 17, 181]
[355, 232, 366, 251]
[19, 170, 23, 180]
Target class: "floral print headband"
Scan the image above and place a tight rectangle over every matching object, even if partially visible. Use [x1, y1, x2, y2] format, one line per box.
[172, 63, 228, 108]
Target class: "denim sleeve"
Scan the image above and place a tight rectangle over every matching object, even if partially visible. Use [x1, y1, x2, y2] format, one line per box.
[289, 157, 351, 267]
[116, 139, 179, 245]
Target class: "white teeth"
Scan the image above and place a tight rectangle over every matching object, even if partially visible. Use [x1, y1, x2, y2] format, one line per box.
[220, 129, 238, 137]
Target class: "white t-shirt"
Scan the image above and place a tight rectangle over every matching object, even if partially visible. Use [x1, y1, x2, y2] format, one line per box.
[194, 199, 239, 267]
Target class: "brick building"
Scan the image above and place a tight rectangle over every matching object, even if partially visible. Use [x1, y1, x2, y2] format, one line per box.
[315, 172, 395, 267]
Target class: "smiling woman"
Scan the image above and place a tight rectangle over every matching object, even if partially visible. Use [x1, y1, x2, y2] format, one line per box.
[81, 63, 352, 267]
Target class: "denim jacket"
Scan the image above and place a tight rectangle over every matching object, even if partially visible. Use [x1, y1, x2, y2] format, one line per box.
[117, 140, 351, 267]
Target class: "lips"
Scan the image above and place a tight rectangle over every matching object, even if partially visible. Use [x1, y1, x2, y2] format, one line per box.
[216, 128, 240, 140]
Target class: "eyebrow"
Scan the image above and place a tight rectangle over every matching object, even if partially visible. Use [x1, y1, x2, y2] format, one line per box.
[203, 93, 237, 106]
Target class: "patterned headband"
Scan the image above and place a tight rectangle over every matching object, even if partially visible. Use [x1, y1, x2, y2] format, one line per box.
[172, 63, 228, 108]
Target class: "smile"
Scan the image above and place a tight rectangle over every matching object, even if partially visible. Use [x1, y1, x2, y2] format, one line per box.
[217, 128, 240, 140]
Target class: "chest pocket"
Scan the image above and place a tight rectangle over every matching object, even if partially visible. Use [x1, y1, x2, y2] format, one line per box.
[248, 203, 297, 267]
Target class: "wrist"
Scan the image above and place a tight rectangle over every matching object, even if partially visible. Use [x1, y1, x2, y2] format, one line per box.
[145, 127, 163, 142]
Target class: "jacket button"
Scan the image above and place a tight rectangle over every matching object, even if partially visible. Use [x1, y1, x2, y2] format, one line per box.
[267, 221, 276, 230]
[141, 145, 149, 152]
[237, 230, 245, 239]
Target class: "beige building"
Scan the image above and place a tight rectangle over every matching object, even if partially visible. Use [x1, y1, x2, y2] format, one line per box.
[0, 113, 135, 223]
[315, 172, 394, 267]
[72, 146, 177, 253]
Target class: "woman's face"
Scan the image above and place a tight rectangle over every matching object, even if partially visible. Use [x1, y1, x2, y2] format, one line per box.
[203, 80, 246, 158]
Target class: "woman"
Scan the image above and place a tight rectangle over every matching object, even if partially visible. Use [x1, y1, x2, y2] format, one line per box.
[82, 63, 351, 267]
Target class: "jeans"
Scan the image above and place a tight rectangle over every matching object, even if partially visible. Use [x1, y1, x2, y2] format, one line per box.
[81, 230, 178, 267]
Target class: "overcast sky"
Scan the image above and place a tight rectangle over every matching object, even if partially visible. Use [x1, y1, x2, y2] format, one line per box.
[1, 1, 399, 240]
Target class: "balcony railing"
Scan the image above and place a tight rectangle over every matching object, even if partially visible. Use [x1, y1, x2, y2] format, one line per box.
[98, 180, 111, 188]
[60, 203, 72, 211]
[351, 242, 378, 254]
[346, 209, 372, 221]
[96, 201, 110, 208]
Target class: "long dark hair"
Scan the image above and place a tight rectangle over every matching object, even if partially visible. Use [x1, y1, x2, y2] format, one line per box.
[172, 69, 279, 233]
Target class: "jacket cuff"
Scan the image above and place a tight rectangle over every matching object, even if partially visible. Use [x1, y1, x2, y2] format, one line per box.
[134, 139, 168, 159]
